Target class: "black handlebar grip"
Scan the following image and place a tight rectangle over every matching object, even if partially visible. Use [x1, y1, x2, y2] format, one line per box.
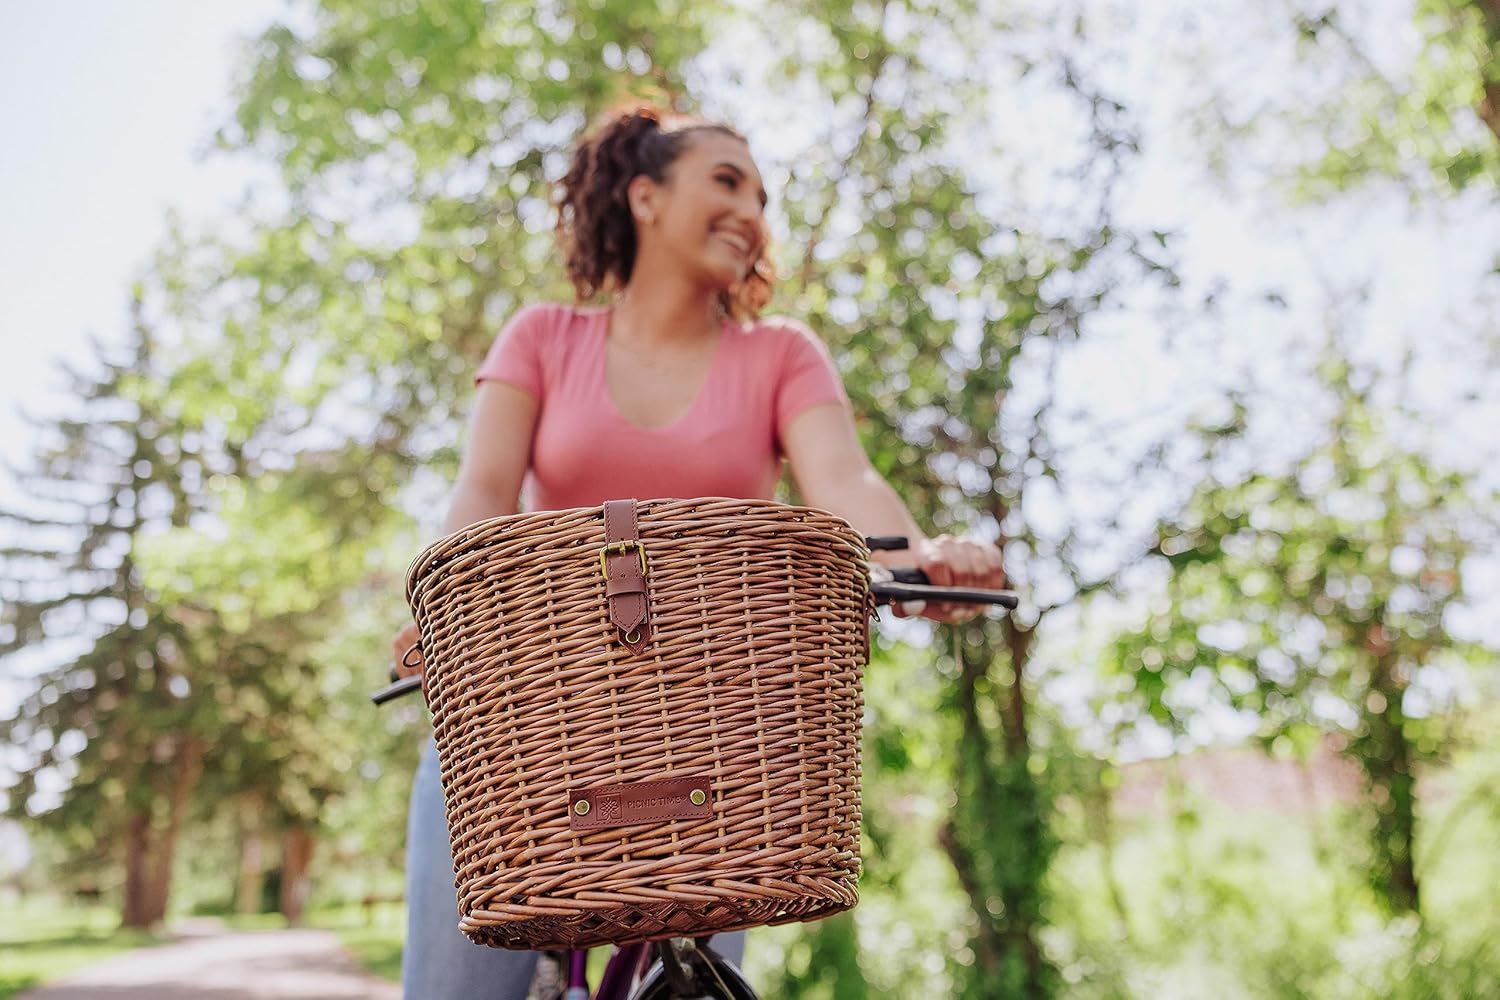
[371, 675, 423, 705]
[871, 582, 1019, 609]
[865, 536, 911, 551]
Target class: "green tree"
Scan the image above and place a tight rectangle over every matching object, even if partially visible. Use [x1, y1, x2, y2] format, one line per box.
[0, 298, 210, 927]
[1107, 343, 1496, 915]
[1180, 0, 1500, 196]
[1300, 0, 1500, 193]
[0, 286, 390, 926]
[126, 363, 421, 920]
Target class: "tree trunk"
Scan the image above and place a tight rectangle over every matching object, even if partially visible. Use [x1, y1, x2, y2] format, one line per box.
[121, 810, 154, 929]
[237, 822, 266, 916]
[140, 736, 204, 926]
[1476, 2, 1500, 141]
[279, 826, 316, 925]
[1000, 620, 1033, 757]
[938, 820, 1009, 983]
[1358, 645, 1421, 915]
[944, 622, 1056, 999]
[1366, 721, 1420, 913]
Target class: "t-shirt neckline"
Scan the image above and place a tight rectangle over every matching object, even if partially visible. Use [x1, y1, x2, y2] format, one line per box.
[593, 307, 734, 433]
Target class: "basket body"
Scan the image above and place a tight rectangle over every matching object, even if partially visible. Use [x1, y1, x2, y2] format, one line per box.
[406, 497, 871, 950]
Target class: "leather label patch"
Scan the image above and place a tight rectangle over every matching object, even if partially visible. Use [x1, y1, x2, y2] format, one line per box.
[569, 778, 711, 830]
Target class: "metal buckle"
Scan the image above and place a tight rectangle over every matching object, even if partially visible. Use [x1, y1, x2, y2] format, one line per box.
[599, 539, 648, 579]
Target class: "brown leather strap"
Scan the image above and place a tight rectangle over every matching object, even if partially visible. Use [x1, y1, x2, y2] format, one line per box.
[602, 499, 650, 653]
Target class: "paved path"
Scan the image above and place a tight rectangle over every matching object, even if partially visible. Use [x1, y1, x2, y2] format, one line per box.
[17, 922, 400, 999]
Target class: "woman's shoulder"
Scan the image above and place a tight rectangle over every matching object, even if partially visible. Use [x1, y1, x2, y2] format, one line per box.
[741, 312, 812, 334]
[735, 313, 824, 348]
[735, 314, 839, 364]
[499, 301, 607, 347]
[508, 300, 606, 330]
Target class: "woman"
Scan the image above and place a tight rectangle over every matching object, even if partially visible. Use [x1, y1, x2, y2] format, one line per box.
[394, 103, 1005, 998]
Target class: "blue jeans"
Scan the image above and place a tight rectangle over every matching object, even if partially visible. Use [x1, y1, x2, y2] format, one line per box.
[402, 741, 745, 998]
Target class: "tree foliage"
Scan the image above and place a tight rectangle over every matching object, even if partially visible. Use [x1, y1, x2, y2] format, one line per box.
[1300, 0, 1500, 194]
[1106, 343, 1496, 915]
[1174, 0, 1500, 197]
[0, 298, 212, 926]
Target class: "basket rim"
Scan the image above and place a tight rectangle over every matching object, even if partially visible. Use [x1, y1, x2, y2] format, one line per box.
[405, 496, 866, 605]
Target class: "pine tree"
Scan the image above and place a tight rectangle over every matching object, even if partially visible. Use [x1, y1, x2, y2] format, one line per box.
[1, 294, 209, 927]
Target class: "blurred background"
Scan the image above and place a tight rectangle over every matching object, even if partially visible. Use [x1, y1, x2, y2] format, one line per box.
[1, 0, 1497, 997]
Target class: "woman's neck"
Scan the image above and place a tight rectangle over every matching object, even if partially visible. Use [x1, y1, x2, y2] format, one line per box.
[610, 260, 722, 348]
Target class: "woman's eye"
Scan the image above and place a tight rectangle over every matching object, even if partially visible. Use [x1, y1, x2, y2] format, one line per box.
[716, 175, 736, 188]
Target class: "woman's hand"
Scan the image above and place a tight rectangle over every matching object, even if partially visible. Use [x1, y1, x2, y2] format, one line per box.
[392, 621, 424, 677]
[898, 534, 1006, 624]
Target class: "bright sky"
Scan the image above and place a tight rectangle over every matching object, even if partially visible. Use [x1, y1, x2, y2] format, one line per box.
[0, 1, 285, 464]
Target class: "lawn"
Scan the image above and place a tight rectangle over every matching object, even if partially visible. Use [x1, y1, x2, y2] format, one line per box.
[0, 899, 159, 1000]
[307, 901, 405, 983]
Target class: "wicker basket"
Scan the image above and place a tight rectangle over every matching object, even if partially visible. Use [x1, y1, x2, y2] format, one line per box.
[406, 496, 872, 950]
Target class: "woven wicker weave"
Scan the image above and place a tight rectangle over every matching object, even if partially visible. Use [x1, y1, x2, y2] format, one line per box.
[406, 497, 871, 950]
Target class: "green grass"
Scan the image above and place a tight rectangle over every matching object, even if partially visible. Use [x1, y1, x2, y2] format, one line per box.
[307, 902, 405, 983]
[1043, 777, 1500, 1000]
[0, 898, 160, 999]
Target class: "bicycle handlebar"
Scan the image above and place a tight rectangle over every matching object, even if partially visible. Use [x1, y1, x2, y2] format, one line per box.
[873, 567, 1019, 609]
[372, 674, 424, 705]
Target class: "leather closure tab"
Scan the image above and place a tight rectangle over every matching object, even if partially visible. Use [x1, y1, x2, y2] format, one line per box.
[569, 778, 713, 831]
[602, 499, 650, 653]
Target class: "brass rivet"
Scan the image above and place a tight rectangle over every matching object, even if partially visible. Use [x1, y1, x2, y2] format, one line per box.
[574, 800, 591, 816]
[689, 789, 707, 806]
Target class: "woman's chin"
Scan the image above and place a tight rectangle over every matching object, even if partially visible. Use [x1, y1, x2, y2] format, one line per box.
[698, 261, 745, 292]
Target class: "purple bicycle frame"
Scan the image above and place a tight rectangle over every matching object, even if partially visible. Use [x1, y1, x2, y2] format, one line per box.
[566, 941, 651, 999]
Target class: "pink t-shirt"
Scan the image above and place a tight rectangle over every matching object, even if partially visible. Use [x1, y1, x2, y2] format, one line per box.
[474, 303, 848, 511]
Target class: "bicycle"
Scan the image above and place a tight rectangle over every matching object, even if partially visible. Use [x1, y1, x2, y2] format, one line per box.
[373, 524, 1015, 1000]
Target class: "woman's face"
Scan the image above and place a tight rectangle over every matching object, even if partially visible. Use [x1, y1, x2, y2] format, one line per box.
[634, 131, 768, 291]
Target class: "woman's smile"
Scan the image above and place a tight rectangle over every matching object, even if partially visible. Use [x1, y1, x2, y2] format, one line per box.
[712, 228, 756, 262]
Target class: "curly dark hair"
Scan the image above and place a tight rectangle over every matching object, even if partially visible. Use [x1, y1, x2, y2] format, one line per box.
[554, 103, 774, 321]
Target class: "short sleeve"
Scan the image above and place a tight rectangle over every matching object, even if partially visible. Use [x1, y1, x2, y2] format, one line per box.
[773, 319, 849, 430]
[474, 304, 550, 396]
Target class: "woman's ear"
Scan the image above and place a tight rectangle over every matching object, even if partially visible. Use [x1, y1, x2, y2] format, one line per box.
[626, 174, 659, 226]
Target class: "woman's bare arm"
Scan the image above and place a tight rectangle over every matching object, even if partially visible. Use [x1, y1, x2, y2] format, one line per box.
[782, 403, 925, 545]
[439, 380, 539, 532]
[393, 380, 538, 671]
[782, 402, 1004, 619]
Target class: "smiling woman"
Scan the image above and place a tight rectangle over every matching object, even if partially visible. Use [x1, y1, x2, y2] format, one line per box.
[390, 102, 1006, 1000]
